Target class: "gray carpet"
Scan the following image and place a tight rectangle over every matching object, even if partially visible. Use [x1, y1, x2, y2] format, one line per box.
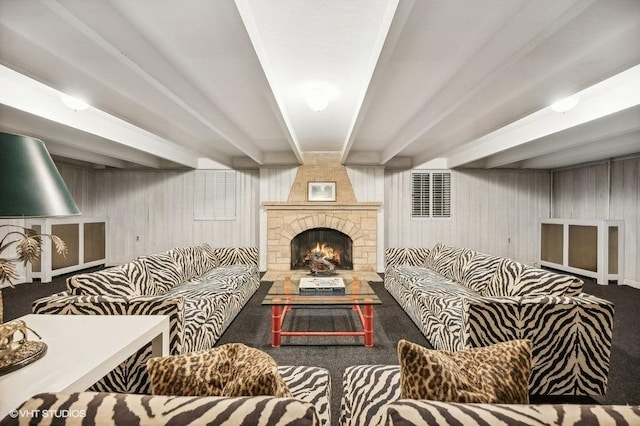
[216, 279, 640, 424]
[215, 281, 430, 425]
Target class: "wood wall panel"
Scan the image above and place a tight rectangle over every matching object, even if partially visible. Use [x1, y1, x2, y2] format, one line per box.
[552, 158, 640, 285]
[552, 163, 610, 219]
[346, 166, 385, 270]
[56, 166, 259, 265]
[258, 167, 298, 270]
[385, 169, 550, 265]
[55, 157, 638, 285]
[259, 167, 298, 203]
[346, 166, 385, 202]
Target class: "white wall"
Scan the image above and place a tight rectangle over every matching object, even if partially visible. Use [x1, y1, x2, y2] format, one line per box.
[57, 164, 260, 265]
[258, 167, 299, 270]
[385, 168, 550, 264]
[552, 157, 640, 285]
[346, 166, 385, 271]
[55, 163, 551, 269]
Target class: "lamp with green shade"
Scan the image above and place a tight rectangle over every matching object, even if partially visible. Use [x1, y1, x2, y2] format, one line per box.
[0, 132, 80, 218]
[0, 131, 80, 327]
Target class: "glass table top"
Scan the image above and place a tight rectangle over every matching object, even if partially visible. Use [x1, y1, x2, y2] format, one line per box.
[262, 277, 382, 306]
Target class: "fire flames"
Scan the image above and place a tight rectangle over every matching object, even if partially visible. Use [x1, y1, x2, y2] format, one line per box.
[304, 242, 341, 264]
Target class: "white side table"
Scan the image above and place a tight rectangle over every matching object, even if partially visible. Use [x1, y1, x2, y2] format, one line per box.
[0, 314, 169, 417]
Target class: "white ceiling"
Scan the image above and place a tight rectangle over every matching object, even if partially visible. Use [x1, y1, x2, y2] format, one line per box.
[0, 0, 639, 170]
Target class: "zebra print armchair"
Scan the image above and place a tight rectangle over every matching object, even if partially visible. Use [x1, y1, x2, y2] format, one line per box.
[31, 245, 260, 394]
[384, 244, 614, 396]
[340, 365, 639, 426]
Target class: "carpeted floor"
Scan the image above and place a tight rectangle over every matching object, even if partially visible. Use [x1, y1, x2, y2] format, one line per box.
[216, 278, 640, 424]
[216, 280, 430, 424]
[3, 272, 639, 424]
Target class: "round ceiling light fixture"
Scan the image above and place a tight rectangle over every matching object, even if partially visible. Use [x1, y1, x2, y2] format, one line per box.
[306, 87, 330, 112]
[550, 94, 581, 113]
[60, 93, 89, 111]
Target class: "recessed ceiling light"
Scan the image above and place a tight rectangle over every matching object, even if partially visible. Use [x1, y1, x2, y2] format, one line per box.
[306, 87, 330, 112]
[550, 94, 580, 113]
[60, 93, 89, 111]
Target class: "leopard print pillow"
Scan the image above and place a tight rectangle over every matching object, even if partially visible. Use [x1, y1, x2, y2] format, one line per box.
[146, 343, 292, 398]
[397, 339, 532, 404]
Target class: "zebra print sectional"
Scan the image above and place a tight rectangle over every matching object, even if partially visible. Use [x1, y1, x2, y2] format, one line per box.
[32, 244, 260, 395]
[340, 365, 640, 426]
[384, 244, 615, 396]
[6, 365, 332, 426]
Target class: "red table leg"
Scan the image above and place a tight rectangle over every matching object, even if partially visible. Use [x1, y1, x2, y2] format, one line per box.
[272, 299, 282, 347]
[363, 299, 374, 347]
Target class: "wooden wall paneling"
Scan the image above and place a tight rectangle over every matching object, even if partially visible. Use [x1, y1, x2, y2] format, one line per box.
[259, 167, 299, 270]
[106, 171, 124, 263]
[346, 166, 385, 202]
[346, 166, 385, 270]
[239, 170, 257, 242]
[552, 158, 639, 286]
[134, 172, 149, 259]
[553, 169, 571, 218]
[383, 170, 406, 247]
[260, 167, 298, 202]
[57, 163, 98, 216]
[147, 172, 164, 254]
[385, 169, 549, 265]
[60, 167, 260, 267]
[167, 172, 182, 250]
[530, 172, 552, 263]
[621, 159, 638, 284]
[554, 163, 610, 220]
[466, 172, 484, 251]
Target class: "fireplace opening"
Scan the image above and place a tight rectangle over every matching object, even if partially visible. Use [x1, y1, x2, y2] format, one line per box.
[290, 227, 353, 270]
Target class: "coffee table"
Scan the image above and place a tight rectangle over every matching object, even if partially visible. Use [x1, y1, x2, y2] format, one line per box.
[262, 276, 381, 347]
[0, 314, 169, 418]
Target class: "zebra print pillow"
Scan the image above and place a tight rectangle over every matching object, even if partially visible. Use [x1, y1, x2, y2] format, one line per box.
[147, 343, 292, 398]
[167, 247, 199, 281]
[202, 243, 221, 269]
[486, 258, 583, 297]
[213, 247, 259, 266]
[136, 253, 184, 294]
[67, 261, 155, 296]
[397, 339, 532, 404]
[460, 251, 502, 293]
[385, 248, 431, 270]
[423, 242, 446, 269]
[430, 246, 473, 282]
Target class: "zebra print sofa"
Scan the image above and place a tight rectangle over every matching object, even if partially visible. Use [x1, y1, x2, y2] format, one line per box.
[31, 245, 260, 394]
[5, 365, 332, 426]
[340, 365, 640, 426]
[384, 244, 614, 396]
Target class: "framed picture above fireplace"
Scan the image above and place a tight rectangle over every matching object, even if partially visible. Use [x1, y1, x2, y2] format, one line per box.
[308, 181, 336, 202]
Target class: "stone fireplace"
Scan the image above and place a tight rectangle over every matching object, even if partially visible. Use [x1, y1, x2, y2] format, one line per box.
[262, 153, 382, 272]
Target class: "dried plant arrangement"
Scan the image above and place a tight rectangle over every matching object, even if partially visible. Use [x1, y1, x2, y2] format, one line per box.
[0, 224, 67, 287]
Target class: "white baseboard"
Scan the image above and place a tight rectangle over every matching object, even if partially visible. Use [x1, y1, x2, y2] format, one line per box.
[622, 279, 640, 289]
